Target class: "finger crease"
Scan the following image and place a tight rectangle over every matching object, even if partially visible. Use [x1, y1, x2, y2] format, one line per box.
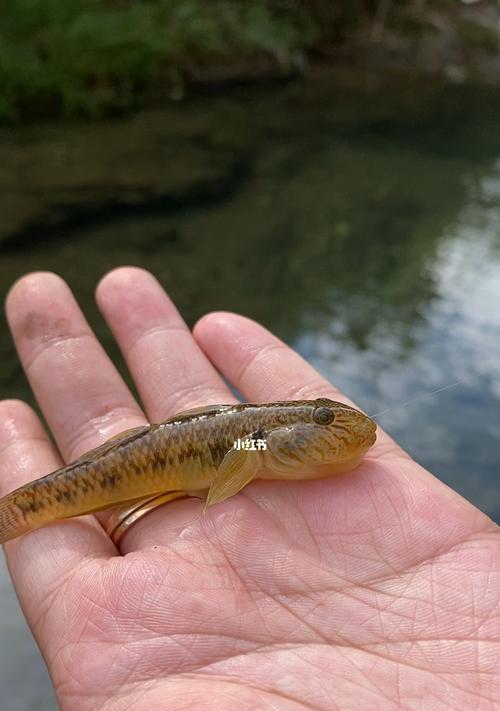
[22, 331, 96, 372]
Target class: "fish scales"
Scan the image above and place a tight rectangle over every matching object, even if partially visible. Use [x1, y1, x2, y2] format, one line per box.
[0, 400, 376, 543]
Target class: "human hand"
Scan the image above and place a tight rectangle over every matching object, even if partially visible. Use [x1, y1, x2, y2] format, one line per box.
[1, 268, 498, 710]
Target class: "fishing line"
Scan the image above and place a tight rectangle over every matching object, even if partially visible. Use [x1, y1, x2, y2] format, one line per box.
[368, 371, 491, 421]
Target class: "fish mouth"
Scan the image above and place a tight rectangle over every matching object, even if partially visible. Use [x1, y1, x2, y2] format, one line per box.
[338, 424, 377, 469]
[354, 413, 377, 446]
[332, 419, 377, 465]
[349, 417, 377, 456]
[332, 410, 377, 457]
[350, 433, 376, 459]
[364, 424, 377, 447]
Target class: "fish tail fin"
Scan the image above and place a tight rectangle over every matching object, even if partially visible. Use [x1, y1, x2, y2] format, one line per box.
[0, 492, 30, 544]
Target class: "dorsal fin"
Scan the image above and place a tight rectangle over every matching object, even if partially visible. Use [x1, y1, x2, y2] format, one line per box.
[165, 404, 235, 422]
[68, 424, 151, 467]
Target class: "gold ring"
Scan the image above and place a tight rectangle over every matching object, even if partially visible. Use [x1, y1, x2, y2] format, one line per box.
[106, 491, 189, 546]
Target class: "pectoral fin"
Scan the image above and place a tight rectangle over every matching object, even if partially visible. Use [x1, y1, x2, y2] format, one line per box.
[205, 447, 262, 510]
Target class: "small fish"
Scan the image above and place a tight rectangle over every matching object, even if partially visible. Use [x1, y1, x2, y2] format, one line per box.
[0, 398, 376, 544]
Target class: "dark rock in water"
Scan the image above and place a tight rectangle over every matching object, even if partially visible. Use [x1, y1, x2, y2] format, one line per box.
[0, 107, 251, 246]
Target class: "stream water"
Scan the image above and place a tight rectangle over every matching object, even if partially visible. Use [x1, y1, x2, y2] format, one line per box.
[1, 68, 499, 709]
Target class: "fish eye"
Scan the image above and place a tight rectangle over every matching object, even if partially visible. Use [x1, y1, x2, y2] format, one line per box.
[313, 406, 335, 425]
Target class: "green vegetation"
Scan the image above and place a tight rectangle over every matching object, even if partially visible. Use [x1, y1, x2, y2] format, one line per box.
[0, 1, 498, 120]
[0, 0, 316, 119]
[457, 18, 499, 53]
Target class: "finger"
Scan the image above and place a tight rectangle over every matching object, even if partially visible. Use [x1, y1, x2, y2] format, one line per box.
[0, 400, 116, 643]
[6, 272, 146, 463]
[96, 267, 234, 422]
[96, 268, 239, 552]
[194, 311, 364, 406]
[193, 312, 407, 457]
[193, 312, 491, 580]
[193, 312, 489, 516]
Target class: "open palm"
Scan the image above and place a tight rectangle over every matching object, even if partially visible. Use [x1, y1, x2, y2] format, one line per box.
[1, 268, 498, 711]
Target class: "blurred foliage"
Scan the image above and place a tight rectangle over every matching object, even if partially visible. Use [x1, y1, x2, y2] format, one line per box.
[0, 0, 498, 120]
[456, 17, 499, 53]
[0, 0, 316, 119]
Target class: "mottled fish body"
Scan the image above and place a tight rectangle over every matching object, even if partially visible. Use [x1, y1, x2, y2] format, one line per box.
[0, 399, 376, 544]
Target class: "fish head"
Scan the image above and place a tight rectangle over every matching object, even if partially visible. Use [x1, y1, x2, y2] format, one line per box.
[313, 397, 377, 454]
[263, 398, 377, 479]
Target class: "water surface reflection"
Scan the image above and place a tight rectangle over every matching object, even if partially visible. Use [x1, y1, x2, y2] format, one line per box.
[1, 71, 499, 710]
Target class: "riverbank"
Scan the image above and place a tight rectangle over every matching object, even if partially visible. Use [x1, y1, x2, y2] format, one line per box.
[1, 1, 499, 122]
[3, 65, 500, 246]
